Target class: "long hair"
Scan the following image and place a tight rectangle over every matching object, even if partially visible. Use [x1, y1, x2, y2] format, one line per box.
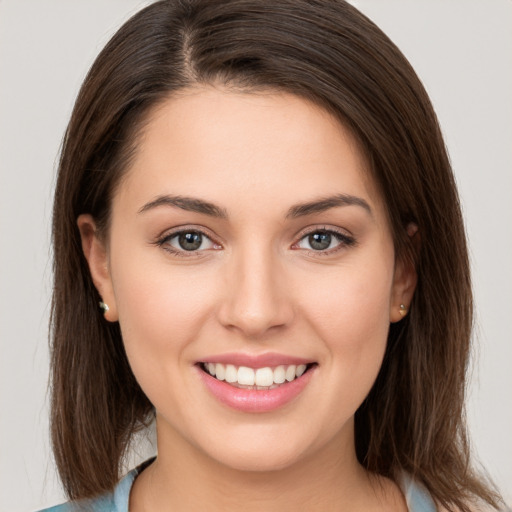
[50, 1, 502, 509]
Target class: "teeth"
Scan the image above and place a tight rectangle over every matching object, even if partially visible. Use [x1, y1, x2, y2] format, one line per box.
[273, 365, 286, 384]
[225, 364, 237, 383]
[215, 363, 226, 381]
[296, 364, 307, 377]
[238, 366, 255, 385]
[255, 367, 274, 387]
[203, 362, 310, 387]
[285, 365, 296, 382]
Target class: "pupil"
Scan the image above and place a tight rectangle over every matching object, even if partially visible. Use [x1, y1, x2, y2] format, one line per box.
[309, 232, 331, 251]
[179, 232, 202, 251]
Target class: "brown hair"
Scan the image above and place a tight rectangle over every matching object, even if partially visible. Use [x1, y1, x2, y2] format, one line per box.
[50, 1, 502, 510]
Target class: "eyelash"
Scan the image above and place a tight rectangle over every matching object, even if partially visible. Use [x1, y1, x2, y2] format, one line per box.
[154, 226, 356, 258]
[154, 227, 220, 258]
[292, 227, 356, 255]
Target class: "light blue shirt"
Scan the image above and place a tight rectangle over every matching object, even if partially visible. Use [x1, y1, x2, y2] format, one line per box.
[39, 462, 437, 512]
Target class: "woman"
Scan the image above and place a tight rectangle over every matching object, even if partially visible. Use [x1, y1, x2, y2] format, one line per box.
[42, 1, 503, 511]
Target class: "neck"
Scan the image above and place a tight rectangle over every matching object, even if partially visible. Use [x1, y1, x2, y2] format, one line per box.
[130, 416, 406, 512]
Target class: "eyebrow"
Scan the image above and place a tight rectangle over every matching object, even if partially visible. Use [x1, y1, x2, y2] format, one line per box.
[286, 194, 372, 218]
[138, 193, 371, 219]
[138, 195, 228, 218]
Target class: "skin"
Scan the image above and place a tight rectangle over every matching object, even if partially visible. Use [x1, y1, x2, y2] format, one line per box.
[79, 87, 416, 511]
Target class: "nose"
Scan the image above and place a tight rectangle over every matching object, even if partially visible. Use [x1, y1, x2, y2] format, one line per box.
[217, 245, 294, 339]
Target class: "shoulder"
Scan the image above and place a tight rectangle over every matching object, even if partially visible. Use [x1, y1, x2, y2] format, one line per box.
[36, 492, 116, 512]
[398, 473, 437, 512]
[398, 474, 503, 512]
[36, 463, 143, 512]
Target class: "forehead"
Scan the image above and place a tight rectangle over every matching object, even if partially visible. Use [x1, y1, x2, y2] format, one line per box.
[116, 86, 385, 219]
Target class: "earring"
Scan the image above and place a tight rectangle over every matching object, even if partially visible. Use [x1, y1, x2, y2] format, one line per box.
[99, 301, 110, 313]
[399, 304, 407, 316]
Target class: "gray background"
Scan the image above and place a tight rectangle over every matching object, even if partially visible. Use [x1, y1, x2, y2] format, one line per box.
[1, 1, 510, 510]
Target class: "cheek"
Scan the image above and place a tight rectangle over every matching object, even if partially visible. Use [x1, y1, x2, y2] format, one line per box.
[296, 261, 393, 434]
[299, 256, 394, 378]
[109, 245, 218, 367]
[305, 257, 392, 326]
[109, 252, 222, 422]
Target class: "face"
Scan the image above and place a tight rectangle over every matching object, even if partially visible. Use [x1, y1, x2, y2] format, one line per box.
[80, 87, 414, 473]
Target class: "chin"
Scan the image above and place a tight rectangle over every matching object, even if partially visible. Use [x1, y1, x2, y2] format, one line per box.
[206, 442, 308, 473]
[191, 421, 328, 474]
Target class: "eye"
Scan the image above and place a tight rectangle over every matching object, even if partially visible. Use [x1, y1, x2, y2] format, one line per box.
[295, 229, 355, 253]
[157, 229, 219, 255]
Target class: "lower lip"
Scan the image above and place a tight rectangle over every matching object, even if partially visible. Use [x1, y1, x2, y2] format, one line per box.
[197, 366, 315, 413]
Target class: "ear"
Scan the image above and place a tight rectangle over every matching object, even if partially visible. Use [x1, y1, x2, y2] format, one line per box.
[390, 223, 419, 323]
[77, 214, 118, 322]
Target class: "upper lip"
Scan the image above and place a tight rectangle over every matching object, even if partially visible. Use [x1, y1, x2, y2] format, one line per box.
[198, 352, 314, 368]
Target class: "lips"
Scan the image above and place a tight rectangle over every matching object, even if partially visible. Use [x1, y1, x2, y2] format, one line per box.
[196, 353, 317, 413]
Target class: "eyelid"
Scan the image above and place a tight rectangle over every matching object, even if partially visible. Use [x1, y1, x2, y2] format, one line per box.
[293, 224, 355, 242]
[155, 223, 219, 241]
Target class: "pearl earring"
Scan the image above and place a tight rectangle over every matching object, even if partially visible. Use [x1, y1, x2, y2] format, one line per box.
[399, 304, 407, 316]
[99, 301, 110, 313]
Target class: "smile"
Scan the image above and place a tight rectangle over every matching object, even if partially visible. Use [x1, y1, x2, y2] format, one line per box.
[197, 358, 317, 413]
[201, 362, 309, 389]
